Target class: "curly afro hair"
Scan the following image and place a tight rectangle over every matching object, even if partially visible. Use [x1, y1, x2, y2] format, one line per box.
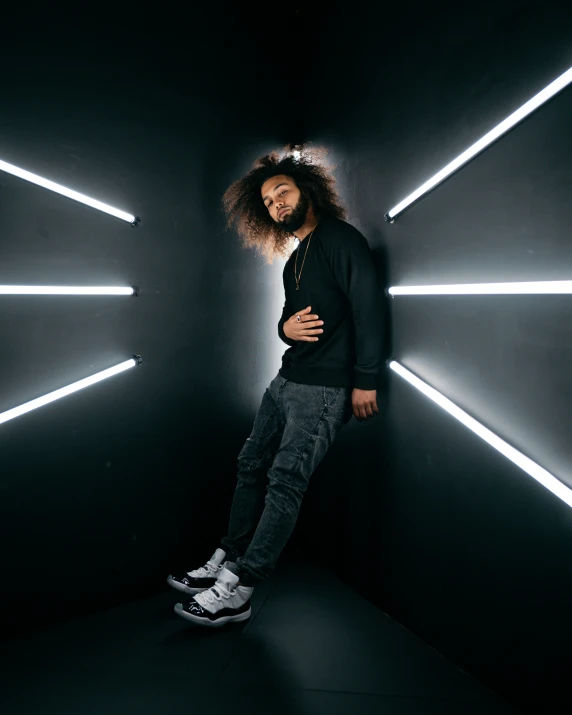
[221, 142, 348, 265]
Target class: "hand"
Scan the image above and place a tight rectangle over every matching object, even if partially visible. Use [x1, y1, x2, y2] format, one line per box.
[284, 305, 324, 342]
[352, 388, 378, 422]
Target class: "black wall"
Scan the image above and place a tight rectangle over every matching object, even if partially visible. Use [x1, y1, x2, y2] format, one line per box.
[0, 6, 313, 632]
[297, 2, 572, 712]
[3, 3, 572, 713]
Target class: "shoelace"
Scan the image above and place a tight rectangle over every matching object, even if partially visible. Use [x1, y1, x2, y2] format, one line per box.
[194, 582, 236, 607]
[189, 560, 219, 578]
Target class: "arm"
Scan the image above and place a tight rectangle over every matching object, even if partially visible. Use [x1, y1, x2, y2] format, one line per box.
[322, 226, 384, 390]
[278, 298, 297, 346]
[278, 264, 297, 346]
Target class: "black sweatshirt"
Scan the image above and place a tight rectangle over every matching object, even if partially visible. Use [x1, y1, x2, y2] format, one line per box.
[278, 216, 384, 391]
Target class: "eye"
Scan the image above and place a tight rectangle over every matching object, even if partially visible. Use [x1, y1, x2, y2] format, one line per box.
[266, 189, 288, 208]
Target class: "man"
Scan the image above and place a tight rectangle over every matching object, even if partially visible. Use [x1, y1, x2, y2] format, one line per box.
[168, 144, 384, 627]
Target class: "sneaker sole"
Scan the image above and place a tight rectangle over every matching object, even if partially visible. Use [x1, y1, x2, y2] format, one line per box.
[174, 602, 251, 627]
[166, 575, 213, 595]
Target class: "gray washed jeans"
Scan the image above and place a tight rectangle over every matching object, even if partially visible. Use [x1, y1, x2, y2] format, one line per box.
[220, 373, 353, 586]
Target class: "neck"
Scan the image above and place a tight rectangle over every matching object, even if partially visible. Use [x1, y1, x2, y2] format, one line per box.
[294, 217, 319, 242]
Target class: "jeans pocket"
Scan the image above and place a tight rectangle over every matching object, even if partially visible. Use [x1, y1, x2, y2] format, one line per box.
[322, 385, 345, 410]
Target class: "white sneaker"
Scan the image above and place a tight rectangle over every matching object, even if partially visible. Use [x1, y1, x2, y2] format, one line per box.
[167, 547, 228, 595]
[174, 564, 253, 628]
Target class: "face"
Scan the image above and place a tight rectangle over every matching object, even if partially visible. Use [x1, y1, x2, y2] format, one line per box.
[260, 174, 311, 235]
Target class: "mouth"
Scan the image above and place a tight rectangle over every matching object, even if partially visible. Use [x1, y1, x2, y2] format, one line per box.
[279, 209, 290, 218]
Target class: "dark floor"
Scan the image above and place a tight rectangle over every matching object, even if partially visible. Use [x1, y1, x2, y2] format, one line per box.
[2, 559, 520, 714]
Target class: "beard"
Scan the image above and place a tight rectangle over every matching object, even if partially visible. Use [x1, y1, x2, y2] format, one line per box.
[274, 190, 311, 237]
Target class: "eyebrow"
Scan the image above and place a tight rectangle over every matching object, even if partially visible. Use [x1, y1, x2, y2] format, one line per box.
[262, 182, 288, 203]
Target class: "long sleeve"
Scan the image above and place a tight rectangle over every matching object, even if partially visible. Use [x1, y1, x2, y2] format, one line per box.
[278, 297, 297, 346]
[278, 265, 297, 347]
[321, 226, 384, 390]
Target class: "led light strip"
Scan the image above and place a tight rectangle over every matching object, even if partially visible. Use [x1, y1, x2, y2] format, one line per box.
[389, 361, 572, 508]
[0, 357, 142, 426]
[388, 281, 572, 295]
[385, 66, 572, 222]
[0, 285, 138, 296]
[0, 159, 140, 225]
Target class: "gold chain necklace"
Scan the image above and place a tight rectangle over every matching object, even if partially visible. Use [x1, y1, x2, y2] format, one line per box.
[294, 224, 317, 290]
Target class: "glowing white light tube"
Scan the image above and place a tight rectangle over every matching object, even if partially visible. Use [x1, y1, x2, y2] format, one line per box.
[0, 359, 140, 426]
[0, 285, 136, 296]
[385, 66, 572, 221]
[388, 281, 572, 296]
[0, 159, 137, 224]
[389, 361, 572, 508]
